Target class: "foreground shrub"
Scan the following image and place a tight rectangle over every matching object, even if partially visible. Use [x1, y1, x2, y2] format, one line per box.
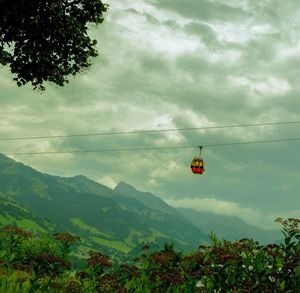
[0, 218, 299, 292]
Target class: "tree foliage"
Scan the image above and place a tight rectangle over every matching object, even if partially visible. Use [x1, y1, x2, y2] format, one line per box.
[0, 0, 108, 90]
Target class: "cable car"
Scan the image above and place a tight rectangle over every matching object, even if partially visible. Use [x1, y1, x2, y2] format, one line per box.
[191, 146, 205, 174]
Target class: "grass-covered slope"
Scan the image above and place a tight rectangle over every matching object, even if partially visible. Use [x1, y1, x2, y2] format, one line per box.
[0, 194, 56, 233]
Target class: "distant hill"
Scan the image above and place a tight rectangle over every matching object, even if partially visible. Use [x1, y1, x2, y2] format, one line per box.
[177, 208, 281, 244]
[0, 154, 208, 257]
[114, 182, 209, 248]
[115, 182, 177, 214]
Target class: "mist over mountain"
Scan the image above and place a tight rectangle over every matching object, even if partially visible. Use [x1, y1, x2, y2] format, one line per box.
[177, 208, 281, 244]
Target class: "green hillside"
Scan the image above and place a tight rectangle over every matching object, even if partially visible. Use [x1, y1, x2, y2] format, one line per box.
[0, 194, 56, 233]
[0, 154, 208, 257]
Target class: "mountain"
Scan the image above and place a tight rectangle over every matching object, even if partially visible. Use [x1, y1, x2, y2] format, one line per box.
[0, 154, 208, 256]
[114, 182, 208, 247]
[115, 182, 176, 214]
[177, 208, 281, 244]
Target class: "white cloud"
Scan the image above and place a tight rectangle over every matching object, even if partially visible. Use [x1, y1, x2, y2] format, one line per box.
[151, 161, 182, 179]
[276, 42, 300, 61]
[120, 15, 200, 58]
[228, 75, 291, 103]
[211, 22, 275, 44]
[112, 0, 190, 26]
[97, 175, 118, 189]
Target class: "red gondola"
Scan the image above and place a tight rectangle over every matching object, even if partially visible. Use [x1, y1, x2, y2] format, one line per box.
[190, 146, 205, 174]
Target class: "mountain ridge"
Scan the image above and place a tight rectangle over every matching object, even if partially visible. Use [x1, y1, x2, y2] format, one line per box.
[0, 154, 208, 256]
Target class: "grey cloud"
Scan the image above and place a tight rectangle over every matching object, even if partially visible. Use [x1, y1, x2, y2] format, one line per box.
[184, 22, 218, 48]
[150, 0, 248, 22]
[0, 0, 299, 228]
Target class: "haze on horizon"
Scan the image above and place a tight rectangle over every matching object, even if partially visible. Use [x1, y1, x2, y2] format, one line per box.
[0, 0, 299, 229]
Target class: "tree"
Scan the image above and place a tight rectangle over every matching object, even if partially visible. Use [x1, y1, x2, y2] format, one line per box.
[0, 0, 108, 90]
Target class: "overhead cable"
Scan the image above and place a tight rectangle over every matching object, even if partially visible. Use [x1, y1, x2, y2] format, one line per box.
[4, 136, 300, 156]
[0, 121, 300, 141]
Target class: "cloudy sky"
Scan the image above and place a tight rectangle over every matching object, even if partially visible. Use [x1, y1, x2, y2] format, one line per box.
[1, 0, 300, 229]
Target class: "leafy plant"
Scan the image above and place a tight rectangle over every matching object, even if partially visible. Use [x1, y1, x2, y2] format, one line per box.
[0, 218, 299, 292]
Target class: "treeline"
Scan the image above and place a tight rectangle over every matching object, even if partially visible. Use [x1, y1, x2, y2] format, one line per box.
[0, 218, 299, 292]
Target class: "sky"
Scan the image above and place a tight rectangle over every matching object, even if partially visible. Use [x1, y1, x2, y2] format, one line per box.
[1, 0, 300, 229]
